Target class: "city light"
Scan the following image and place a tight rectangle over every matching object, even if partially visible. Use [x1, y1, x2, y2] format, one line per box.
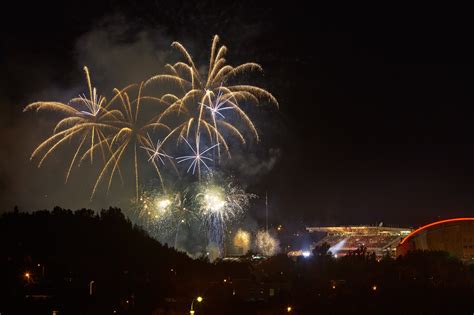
[190, 296, 204, 315]
[302, 251, 311, 258]
[287, 306, 292, 312]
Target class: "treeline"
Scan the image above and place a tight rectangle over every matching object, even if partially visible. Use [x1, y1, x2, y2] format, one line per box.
[255, 245, 474, 314]
[0, 207, 224, 314]
[1, 208, 474, 314]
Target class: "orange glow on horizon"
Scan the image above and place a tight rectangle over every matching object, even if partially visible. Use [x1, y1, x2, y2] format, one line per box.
[400, 217, 474, 245]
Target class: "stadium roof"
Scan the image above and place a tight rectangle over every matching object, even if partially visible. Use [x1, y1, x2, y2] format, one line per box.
[399, 217, 474, 245]
[306, 226, 412, 234]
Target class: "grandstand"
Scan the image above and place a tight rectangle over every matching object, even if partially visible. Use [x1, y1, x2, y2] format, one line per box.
[307, 226, 412, 257]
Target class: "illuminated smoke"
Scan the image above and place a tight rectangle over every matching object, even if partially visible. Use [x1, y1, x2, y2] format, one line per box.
[329, 238, 347, 256]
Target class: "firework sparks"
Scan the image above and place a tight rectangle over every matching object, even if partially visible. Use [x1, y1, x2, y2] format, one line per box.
[90, 82, 172, 199]
[202, 86, 233, 119]
[255, 230, 280, 256]
[140, 133, 172, 165]
[175, 136, 219, 176]
[23, 66, 126, 183]
[25, 34, 277, 239]
[201, 186, 227, 215]
[233, 229, 251, 254]
[132, 186, 205, 252]
[146, 35, 278, 158]
[197, 179, 255, 257]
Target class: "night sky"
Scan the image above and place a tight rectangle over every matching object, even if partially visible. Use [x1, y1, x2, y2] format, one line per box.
[1, 1, 474, 228]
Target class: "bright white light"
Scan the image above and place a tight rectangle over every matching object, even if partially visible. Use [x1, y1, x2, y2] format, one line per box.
[302, 251, 311, 258]
[329, 238, 347, 256]
[204, 190, 225, 212]
[156, 198, 171, 210]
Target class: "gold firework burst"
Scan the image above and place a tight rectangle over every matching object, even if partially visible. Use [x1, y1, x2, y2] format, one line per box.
[146, 35, 278, 158]
[90, 82, 173, 200]
[24, 66, 129, 183]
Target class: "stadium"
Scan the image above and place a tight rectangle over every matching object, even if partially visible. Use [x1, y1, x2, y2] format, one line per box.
[396, 217, 474, 263]
[305, 225, 412, 258]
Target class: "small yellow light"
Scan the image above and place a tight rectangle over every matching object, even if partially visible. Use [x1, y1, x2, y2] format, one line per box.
[24, 272, 30, 279]
[287, 306, 292, 312]
[372, 285, 377, 291]
[196, 296, 203, 303]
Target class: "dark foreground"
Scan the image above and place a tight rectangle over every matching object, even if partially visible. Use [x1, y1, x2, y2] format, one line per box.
[1, 208, 473, 314]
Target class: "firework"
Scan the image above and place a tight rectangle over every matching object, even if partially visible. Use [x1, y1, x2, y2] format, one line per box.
[25, 36, 276, 249]
[24, 68, 173, 199]
[140, 133, 172, 165]
[132, 187, 198, 247]
[24, 66, 127, 183]
[233, 229, 251, 255]
[197, 181, 253, 225]
[146, 35, 278, 161]
[255, 230, 280, 256]
[175, 136, 219, 177]
[90, 82, 173, 199]
[196, 179, 255, 257]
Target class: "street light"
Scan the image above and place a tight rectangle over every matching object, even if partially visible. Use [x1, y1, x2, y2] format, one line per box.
[190, 296, 203, 314]
[287, 306, 293, 312]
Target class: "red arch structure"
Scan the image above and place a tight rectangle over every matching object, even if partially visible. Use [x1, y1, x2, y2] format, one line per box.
[399, 217, 474, 245]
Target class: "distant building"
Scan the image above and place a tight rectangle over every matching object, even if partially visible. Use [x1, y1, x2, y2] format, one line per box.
[306, 226, 412, 257]
[396, 218, 474, 263]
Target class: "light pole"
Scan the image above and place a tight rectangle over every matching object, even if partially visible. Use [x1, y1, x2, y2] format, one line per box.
[190, 296, 203, 315]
